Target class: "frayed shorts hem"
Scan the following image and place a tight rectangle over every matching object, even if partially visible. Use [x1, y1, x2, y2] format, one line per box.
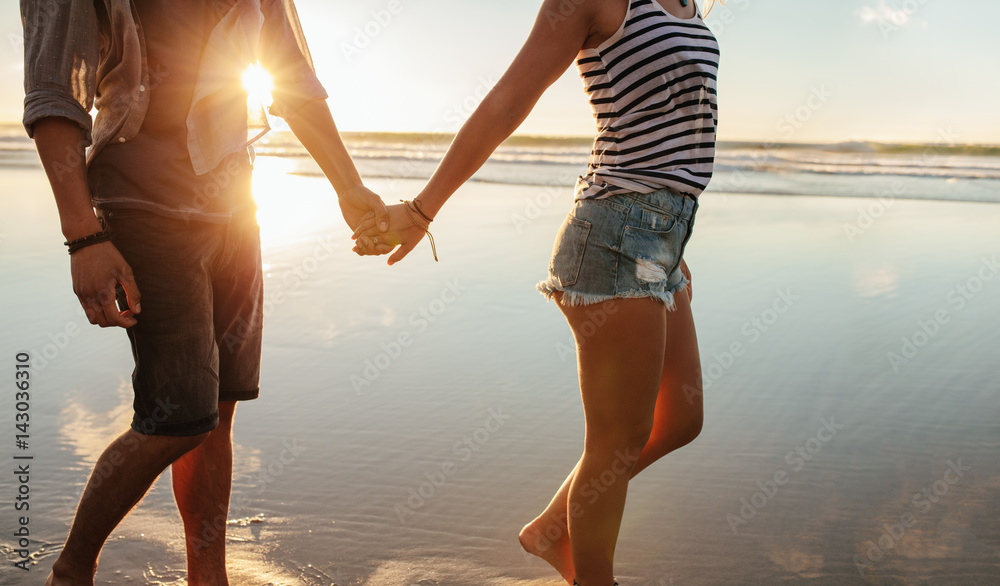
[537, 274, 688, 312]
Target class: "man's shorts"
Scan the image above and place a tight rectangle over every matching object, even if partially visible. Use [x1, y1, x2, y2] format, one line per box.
[100, 207, 263, 437]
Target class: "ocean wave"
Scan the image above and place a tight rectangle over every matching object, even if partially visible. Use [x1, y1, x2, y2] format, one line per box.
[2, 127, 998, 201]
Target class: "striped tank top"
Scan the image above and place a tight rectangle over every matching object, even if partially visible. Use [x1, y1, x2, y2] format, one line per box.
[575, 0, 720, 200]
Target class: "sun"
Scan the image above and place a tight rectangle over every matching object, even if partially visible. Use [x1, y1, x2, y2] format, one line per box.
[242, 62, 274, 109]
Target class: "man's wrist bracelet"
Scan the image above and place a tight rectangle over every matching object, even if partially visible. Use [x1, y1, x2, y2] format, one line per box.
[65, 231, 112, 255]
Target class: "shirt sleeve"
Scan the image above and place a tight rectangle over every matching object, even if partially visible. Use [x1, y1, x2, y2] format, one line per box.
[20, 0, 101, 144]
[259, 0, 329, 119]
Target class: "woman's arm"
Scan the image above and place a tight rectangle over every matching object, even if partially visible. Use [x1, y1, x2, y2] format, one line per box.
[354, 0, 605, 263]
[415, 0, 601, 218]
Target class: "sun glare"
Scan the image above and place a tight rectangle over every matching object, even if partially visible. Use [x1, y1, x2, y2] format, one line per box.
[242, 63, 274, 109]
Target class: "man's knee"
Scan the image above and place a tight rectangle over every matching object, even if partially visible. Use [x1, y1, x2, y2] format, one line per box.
[134, 429, 212, 460]
[216, 401, 237, 428]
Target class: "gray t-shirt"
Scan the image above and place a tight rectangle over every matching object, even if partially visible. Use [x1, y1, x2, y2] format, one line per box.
[89, 0, 253, 222]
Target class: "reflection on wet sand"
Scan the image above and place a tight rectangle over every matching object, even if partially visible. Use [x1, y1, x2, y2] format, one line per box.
[360, 558, 565, 586]
[57, 380, 306, 585]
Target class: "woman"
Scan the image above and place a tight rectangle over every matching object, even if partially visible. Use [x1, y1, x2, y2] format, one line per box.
[355, 0, 720, 583]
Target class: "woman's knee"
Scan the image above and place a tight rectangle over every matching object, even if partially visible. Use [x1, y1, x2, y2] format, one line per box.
[649, 412, 703, 455]
[586, 420, 656, 458]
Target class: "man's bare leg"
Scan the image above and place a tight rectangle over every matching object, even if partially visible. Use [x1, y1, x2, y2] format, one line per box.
[171, 401, 237, 586]
[45, 430, 209, 585]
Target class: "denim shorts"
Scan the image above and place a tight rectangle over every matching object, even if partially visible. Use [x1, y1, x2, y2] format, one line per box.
[537, 188, 698, 310]
[100, 207, 263, 437]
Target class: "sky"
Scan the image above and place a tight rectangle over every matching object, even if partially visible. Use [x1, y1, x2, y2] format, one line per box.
[2, 0, 999, 144]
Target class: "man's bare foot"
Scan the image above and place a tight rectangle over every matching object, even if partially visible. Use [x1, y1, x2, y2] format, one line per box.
[519, 517, 575, 584]
[45, 559, 95, 586]
[44, 570, 93, 586]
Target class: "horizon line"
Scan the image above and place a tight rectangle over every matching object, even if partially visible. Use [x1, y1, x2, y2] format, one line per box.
[1, 122, 998, 150]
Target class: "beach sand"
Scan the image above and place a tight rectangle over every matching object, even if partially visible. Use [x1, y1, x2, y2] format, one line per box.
[1, 157, 998, 585]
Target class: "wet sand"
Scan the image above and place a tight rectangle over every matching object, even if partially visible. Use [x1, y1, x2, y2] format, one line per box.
[1, 157, 998, 585]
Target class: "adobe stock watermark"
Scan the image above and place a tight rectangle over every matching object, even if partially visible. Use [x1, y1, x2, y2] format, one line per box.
[543, 0, 586, 30]
[844, 127, 959, 243]
[351, 279, 467, 394]
[704, 0, 751, 37]
[394, 407, 511, 523]
[523, 448, 640, 558]
[684, 288, 799, 403]
[726, 417, 845, 535]
[219, 234, 353, 355]
[79, 397, 181, 502]
[776, 85, 834, 140]
[194, 438, 305, 555]
[854, 458, 971, 576]
[341, 0, 406, 62]
[511, 172, 578, 234]
[554, 300, 620, 363]
[24, 319, 84, 374]
[858, 0, 932, 40]
[887, 255, 999, 372]
[843, 181, 905, 244]
[712, 85, 834, 196]
[443, 75, 499, 129]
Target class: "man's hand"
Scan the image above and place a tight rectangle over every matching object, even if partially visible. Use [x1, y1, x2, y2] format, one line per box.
[352, 203, 426, 265]
[339, 184, 390, 232]
[71, 242, 141, 328]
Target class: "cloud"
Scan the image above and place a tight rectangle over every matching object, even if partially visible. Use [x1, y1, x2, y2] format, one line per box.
[856, 0, 926, 29]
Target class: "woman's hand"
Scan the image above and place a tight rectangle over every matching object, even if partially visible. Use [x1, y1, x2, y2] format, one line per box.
[352, 203, 427, 265]
[681, 259, 693, 302]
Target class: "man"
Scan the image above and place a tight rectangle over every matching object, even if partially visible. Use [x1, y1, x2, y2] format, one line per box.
[21, 1, 388, 583]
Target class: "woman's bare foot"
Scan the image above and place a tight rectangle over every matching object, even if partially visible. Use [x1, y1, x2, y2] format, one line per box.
[518, 517, 575, 584]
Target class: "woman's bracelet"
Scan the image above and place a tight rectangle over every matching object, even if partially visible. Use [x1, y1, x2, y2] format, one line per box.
[401, 200, 438, 262]
[65, 231, 113, 255]
[410, 198, 434, 224]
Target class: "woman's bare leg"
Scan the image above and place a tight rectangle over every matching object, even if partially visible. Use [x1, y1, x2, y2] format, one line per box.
[520, 289, 703, 584]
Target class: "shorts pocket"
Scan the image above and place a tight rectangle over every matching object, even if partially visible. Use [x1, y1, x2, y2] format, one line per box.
[549, 215, 592, 288]
[634, 207, 679, 233]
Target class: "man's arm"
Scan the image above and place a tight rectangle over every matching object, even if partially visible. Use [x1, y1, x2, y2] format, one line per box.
[257, 0, 387, 233]
[284, 100, 388, 232]
[21, 0, 100, 144]
[33, 118, 140, 328]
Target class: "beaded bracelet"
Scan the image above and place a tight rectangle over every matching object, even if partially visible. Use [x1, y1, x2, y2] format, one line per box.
[65, 231, 112, 255]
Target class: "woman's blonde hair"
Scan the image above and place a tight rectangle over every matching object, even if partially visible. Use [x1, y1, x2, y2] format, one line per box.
[701, 0, 725, 17]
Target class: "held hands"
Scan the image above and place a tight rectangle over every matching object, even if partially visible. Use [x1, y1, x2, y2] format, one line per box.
[339, 184, 390, 233]
[352, 202, 427, 265]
